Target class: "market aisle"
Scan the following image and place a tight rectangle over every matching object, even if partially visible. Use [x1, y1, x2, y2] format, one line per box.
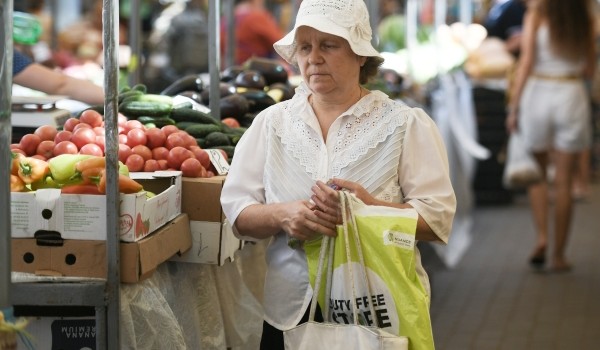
[429, 182, 600, 350]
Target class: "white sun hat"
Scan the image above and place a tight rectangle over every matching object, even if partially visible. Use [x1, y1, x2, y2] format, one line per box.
[273, 0, 382, 64]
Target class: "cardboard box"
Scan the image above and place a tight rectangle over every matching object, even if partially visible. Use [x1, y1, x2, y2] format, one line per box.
[10, 171, 182, 242]
[170, 219, 244, 266]
[178, 176, 244, 265]
[12, 213, 192, 283]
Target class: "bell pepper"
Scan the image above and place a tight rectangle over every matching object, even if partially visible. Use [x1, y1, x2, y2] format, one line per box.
[18, 157, 50, 184]
[48, 154, 92, 183]
[96, 169, 144, 194]
[11, 152, 24, 175]
[30, 175, 59, 190]
[11, 174, 27, 192]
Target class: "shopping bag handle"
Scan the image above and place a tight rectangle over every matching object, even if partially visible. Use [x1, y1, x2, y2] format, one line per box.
[309, 191, 378, 326]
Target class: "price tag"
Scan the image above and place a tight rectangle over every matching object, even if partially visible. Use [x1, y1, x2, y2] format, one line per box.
[205, 149, 230, 175]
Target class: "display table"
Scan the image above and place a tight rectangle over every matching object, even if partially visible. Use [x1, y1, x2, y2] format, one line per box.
[13, 241, 268, 350]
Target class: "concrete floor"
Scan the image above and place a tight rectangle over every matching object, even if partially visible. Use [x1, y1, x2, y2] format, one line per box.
[429, 182, 600, 350]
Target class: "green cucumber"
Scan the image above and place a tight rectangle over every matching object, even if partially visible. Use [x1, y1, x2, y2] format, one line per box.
[170, 108, 220, 125]
[119, 100, 173, 117]
[204, 131, 232, 147]
[185, 124, 223, 138]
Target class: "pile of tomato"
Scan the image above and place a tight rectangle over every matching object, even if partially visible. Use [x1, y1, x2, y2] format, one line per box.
[11, 109, 221, 178]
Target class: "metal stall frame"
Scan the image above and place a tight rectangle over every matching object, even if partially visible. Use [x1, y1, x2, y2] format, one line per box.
[1, 1, 122, 348]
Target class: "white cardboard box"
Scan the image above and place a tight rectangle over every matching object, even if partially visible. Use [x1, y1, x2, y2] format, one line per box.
[170, 219, 243, 266]
[10, 171, 182, 242]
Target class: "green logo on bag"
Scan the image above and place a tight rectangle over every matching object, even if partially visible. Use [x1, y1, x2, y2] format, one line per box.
[383, 230, 414, 249]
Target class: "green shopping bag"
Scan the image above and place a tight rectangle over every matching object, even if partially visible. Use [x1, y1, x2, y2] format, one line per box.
[304, 192, 435, 350]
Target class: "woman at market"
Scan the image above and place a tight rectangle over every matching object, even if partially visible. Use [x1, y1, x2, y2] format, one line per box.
[220, 0, 456, 348]
[13, 49, 104, 105]
[505, 0, 595, 272]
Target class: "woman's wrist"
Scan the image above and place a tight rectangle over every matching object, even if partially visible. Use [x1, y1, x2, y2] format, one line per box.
[506, 105, 519, 113]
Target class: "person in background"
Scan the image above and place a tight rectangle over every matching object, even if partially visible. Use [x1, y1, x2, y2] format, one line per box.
[220, 0, 456, 349]
[13, 49, 104, 106]
[484, 0, 527, 56]
[220, 0, 284, 65]
[506, 0, 596, 272]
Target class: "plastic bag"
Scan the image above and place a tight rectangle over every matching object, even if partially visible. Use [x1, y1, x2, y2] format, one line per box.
[503, 131, 542, 189]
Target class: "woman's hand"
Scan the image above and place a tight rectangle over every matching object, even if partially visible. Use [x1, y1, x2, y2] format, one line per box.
[506, 109, 519, 134]
[280, 199, 338, 241]
[327, 178, 378, 205]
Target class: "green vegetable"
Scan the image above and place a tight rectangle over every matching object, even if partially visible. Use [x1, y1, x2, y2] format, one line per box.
[137, 116, 176, 127]
[48, 154, 93, 183]
[119, 100, 173, 117]
[185, 124, 223, 138]
[170, 108, 220, 125]
[204, 132, 232, 147]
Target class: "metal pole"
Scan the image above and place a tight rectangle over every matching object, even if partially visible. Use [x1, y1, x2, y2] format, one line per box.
[459, 0, 473, 25]
[128, 0, 142, 87]
[0, 0, 13, 310]
[102, 0, 121, 348]
[208, 0, 221, 120]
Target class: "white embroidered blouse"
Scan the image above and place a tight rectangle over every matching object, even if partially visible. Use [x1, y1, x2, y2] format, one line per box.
[220, 82, 456, 330]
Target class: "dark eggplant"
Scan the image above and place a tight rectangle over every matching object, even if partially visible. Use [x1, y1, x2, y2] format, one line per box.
[219, 93, 250, 120]
[178, 90, 204, 105]
[243, 57, 289, 85]
[160, 74, 204, 96]
[200, 82, 237, 105]
[221, 65, 245, 82]
[238, 88, 276, 113]
[267, 82, 295, 102]
[233, 70, 267, 90]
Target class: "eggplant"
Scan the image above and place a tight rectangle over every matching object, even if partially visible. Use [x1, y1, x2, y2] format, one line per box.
[178, 90, 204, 105]
[200, 82, 237, 105]
[243, 57, 289, 85]
[160, 74, 204, 96]
[267, 82, 295, 102]
[219, 93, 250, 120]
[221, 65, 245, 82]
[238, 88, 276, 113]
[234, 70, 267, 90]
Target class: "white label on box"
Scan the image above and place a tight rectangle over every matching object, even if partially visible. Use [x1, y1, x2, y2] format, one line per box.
[205, 149, 230, 175]
[170, 220, 240, 265]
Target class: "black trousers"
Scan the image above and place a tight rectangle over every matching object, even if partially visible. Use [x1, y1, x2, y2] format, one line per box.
[259, 303, 323, 350]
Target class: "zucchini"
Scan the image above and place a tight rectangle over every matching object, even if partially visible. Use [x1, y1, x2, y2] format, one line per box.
[137, 116, 176, 127]
[185, 124, 223, 138]
[204, 131, 232, 147]
[132, 83, 148, 93]
[118, 89, 144, 103]
[119, 100, 173, 117]
[170, 108, 220, 125]
[196, 138, 207, 148]
[175, 121, 199, 130]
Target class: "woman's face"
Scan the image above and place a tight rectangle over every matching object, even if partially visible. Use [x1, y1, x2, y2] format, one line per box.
[294, 26, 364, 96]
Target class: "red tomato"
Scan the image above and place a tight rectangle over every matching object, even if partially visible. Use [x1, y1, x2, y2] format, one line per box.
[118, 134, 128, 144]
[54, 130, 72, 144]
[93, 127, 105, 136]
[71, 128, 97, 150]
[36, 140, 55, 159]
[125, 153, 145, 172]
[34, 125, 58, 141]
[156, 159, 169, 170]
[125, 120, 144, 132]
[31, 154, 47, 161]
[180, 157, 205, 177]
[63, 117, 80, 132]
[193, 148, 212, 169]
[126, 128, 147, 148]
[143, 159, 160, 172]
[118, 144, 132, 163]
[131, 145, 153, 161]
[11, 148, 26, 156]
[145, 128, 166, 149]
[180, 132, 198, 148]
[79, 143, 104, 156]
[79, 109, 104, 127]
[222, 117, 241, 128]
[205, 170, 215, 178]
[151, 146, 169, 160]
[161, 125, 180, 137]
[95, 136, 106, 153]
[19, 133, 42, 156]
[72, 122, 93, 132]
[53, 141, 78, 156]
[164, 133, 185, 150]
[118, 125, 126, 135]
[167, 146, 193, 170]
[118, 113, 128, 127]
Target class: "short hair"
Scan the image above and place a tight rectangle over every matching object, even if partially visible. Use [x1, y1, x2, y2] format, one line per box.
[359, 56, 385, 84]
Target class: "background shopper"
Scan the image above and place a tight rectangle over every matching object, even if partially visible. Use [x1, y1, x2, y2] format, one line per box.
[506, 0, 596, 272]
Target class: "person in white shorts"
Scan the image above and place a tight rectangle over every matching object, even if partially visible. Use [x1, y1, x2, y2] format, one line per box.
[506, 0, 595, 272]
